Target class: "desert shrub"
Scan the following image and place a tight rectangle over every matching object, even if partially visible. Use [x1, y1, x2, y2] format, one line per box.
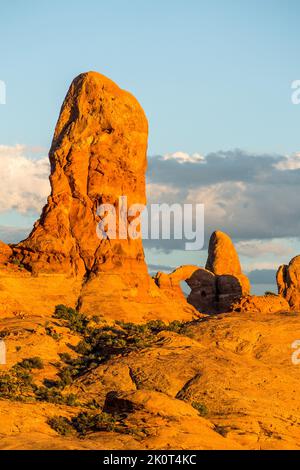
[47, 416, 74, 436]
[45, 326, 62, 341]
[214, 424, 228, 437]
[11, 259, 24, 269]
[265, 291, 277, 296]
[53, 305, 89, 334]
[0, 369, 35, 400]
[191, 401, 208, 417]
[35, 386, 78, 406]
[48, 411, 119, 437]
[71, 411, 117, 435]
[16, 356, 44, 370]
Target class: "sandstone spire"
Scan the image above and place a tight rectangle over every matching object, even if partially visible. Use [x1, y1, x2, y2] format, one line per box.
[205, 230, 242, 275]
[14, 71, 148, 277]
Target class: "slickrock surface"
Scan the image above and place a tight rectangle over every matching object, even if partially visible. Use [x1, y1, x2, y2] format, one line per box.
[0, 309, 298, 450]
[277, 256, 300, 310]
[231, 294, 290, 314]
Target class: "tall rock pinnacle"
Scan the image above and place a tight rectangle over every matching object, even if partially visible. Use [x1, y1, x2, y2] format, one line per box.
[14, 72, 148, 277]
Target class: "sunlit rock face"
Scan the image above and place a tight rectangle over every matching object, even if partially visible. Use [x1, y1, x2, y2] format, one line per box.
[277, 256, 300, 310]
[14, 71, 148, 277]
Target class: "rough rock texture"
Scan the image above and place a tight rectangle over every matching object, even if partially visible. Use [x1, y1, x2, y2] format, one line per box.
[206, 230, 242, 275]
[231, 294, 290, 314]
[206, 230, 250, 296]
[186, 268, 217, 313]
[0, 241, 12, 264]
[1, 310, 300, 449]
[155, 232, 251, 314]
[14, 72, 148, 277]
[0, 71, 198, 323]
[277, 256, 300, 310]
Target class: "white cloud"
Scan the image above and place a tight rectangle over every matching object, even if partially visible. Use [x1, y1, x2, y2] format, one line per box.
[274, 152, 300, 170]
[244, 261, 281, 272]
[236, 239, 294, 258]
[163, 151, 205, 164]
[0, 145, 50, 213]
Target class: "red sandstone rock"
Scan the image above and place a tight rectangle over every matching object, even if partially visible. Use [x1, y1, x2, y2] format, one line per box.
[231, 294, 290, 314]
[0, 241, 12, 264]
[277, 256, 300, 310]
[14, 72, 148, 277]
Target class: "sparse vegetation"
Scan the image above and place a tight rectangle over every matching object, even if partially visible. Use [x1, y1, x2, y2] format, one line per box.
[35, 386, 78, 406]
[45, 326, 62, 341]
[49, 307, 193, 382]
[16, 356, 44, 370]
[53, 304, 89, 334]
[191, 401, 208, 417]
[11, 258, 25, 269]
[48, 411, 120, 437]
[214, 424, 228, 437]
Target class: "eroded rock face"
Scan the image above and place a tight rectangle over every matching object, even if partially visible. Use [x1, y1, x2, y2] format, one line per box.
[186, 268, 217, 313]
[0, 241, 12, 264]
[156, 232, 251, 314]
[14, 71, 148, 277]
[231, 294, 290, 314]
[0, 71, 199, 323]
[277, 256, 300, 310]
[206, 230, 242, 275]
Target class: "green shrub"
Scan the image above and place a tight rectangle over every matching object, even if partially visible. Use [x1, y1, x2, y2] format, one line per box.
[35, 386, 78, 406]
[45, 326, 62, 341]
[53, 305, 89, 334]
[191, 401, 208, 417]
[214, 424, 228, 437]
[48, 411, 119, 437]
[16, 357, 44, 370]
[47, 416, 74, 436]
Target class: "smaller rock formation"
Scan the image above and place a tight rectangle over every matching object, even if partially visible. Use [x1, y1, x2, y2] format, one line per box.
[155, 231, 250, 314]
[231, 294, 290, 314]
[0, 242, 12, 264]
[206, 231, 250, 299]
[206, 230, 242, 275]
[277, 256, 300, 310]
[186, 268, 217, 313]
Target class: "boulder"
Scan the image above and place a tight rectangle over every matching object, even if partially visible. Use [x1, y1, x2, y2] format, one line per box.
[0, 241, 12, 264]
[155, 232, 250, 314]
[206, 230, 242, 275]
[231, 294, 290, 314]
[277, 256, 300, 310]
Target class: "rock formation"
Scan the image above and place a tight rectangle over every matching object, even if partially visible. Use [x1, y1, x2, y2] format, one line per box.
[231, 294, 290, 314]
[13, 72, 148, 277]
[0, 71, 198, 323]
[206, 230, 242, 275]
[277, 256, 300, 310]
[0, 241, 12, 264]
[155, 231, 251, 314]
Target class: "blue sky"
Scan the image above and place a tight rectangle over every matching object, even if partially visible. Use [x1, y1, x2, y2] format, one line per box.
[1, 0, 300, 154]
[1, 0, 300, 290]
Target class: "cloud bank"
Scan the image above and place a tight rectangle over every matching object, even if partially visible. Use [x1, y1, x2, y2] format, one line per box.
[1, 144, 300, 276]
[0, 145, 50, 214]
